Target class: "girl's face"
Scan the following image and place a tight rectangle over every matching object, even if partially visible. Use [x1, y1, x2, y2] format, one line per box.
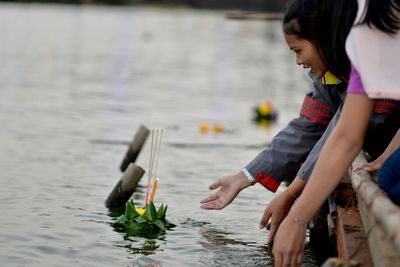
[284, 33, 327, 78]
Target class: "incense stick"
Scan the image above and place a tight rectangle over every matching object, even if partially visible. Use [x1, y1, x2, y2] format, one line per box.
[145, 130, 155, 207]
[145, 129, 163, 207]
[153, 129, 163, 180]
[149, 178, 159, 203]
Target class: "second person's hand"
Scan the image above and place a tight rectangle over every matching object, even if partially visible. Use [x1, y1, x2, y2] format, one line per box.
[272, 211, 307, 267]
[259, 190, 296, 243]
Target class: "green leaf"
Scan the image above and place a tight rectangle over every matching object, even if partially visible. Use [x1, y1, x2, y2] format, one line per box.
[126, 222, 142, 233]
[157, 204, 165, 220]
[114, 214, 128, 225]
[160, 205, 168, 221]
[153, 219, 165, 230]
[135, 215, 148, 224]
[125, 199, 140, 220]
[143, 201, 158, 222]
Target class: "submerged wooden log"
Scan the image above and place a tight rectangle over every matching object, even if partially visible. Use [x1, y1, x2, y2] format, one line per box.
[120, 125, 150, 172]
[105, 163, 145, 208]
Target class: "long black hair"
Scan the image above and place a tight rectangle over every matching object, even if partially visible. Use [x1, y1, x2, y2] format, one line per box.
[360, 0, 400, 34]
[313, 0, 358, 82]
[283, 0, 357, 82]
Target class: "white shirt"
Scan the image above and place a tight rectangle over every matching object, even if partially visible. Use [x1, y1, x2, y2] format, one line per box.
[345, 0, 400, 100]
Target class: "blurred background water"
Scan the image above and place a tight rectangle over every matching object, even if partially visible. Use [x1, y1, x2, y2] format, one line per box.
[0, 3, 317, 266]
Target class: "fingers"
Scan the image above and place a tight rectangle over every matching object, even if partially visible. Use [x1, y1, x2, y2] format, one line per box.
[200, 202, 216, 209]
[363, 162, 381, 172]
[362, 165, 377, 172]
[200, 193, 219, 204]
[273, 252, 282, 267]
[290, 253, 299, 267]
[297, 252, 303, 267]
[200, 192, 225, 210]
[200, 199, 224, 210]
[268, 221, 278, 244]
[274, 253, 298, 267]
[200, 180, 222, 207]
[259, 208, 272, 229]
[357, 161, 380, 172]
[208, 179, 222, 190]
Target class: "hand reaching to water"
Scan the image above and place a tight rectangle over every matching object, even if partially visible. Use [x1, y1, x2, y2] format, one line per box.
[272, 212, 307, 267]
[259, 190, 295, 244]
[200, 172, 250, 210]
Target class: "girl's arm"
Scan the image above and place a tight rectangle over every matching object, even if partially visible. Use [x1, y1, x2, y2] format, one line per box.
[272, 94, 375, 267]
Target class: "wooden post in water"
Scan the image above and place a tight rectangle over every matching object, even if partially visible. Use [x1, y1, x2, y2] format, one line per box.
[120, 125, 150, 172]
[105, 163, 145, 208]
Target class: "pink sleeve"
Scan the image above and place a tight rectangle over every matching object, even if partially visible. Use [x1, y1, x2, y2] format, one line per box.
[347, 64, 366, 94]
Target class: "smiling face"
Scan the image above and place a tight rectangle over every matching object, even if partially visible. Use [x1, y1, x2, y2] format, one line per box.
[284, 33, 327, 78]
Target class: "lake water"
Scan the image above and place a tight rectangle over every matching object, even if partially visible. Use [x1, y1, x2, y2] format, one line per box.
[0, 3, 318, 266]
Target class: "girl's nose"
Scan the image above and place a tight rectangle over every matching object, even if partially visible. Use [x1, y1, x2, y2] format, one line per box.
[296, 55, 303, 65]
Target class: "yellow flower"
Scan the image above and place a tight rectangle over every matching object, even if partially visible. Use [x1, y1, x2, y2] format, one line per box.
[259, 102, 272, 115]
[136, 208, 146, 215]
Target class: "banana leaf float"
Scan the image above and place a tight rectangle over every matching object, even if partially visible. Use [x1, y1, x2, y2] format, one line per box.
[113, 199, 174, 237]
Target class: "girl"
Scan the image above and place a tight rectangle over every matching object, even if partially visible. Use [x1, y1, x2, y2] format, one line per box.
[259, 0, 359, 239]
[272, 0, 400, 266]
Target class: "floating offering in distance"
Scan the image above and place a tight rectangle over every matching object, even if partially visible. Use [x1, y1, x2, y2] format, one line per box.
[114, 129, 173, 235]
[213, 123, 224, 133]
[199, 123, 211, 133]
[253, 101, 278, 125]
[199, 123, 225, 134]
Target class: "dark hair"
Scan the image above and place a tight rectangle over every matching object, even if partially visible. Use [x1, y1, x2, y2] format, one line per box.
[313, 0, 358, 82]
[283, 0, 357, 82]
[360, 0, 400, 34]
[283, 0, 316, 41]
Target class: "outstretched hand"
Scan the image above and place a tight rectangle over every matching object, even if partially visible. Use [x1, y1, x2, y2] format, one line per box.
[259, 191, 295, 243]
[200, 172, 250, 210]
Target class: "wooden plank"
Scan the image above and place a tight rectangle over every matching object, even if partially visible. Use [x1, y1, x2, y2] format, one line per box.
[335, 206, 373, 267]
[358, 194, 400, 267]
[351, 152, 400, 252]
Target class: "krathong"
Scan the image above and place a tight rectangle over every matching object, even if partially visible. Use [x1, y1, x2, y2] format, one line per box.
[113, 129, 174, 235]
[113, 199, 173, 232]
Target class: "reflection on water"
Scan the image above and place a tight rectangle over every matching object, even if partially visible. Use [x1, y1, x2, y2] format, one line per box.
[118, 238, 162, 256]
[199, 225, 273, 266]
[0, 2, 316, 267]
